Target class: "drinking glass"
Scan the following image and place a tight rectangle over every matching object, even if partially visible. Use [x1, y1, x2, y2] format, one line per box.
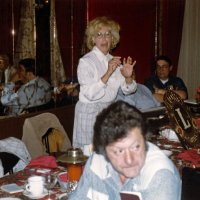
[45, 174, 57, 200]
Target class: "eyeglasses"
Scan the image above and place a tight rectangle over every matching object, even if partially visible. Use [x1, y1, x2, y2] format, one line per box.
[95, 32, 112, 39]
[156, 65, 169, 70]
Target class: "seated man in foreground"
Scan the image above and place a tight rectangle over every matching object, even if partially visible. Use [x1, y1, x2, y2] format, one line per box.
[145, 55, 188, 103]
[68, 101, 181, 200]
[1, 58, 52, 116]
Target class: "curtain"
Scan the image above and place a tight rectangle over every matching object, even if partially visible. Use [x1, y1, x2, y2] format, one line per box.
[55, 0, 87, 80]
[177, 0, 200, 99]
[50, 0, 66, 86]
[15, 0, 66, 86]
[160, 0, 185, 75]
[14, 0, 36, 66]
[0, 0, 22, 65]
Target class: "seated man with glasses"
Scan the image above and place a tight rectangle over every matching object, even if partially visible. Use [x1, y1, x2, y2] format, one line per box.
[144, 55, 188, 103]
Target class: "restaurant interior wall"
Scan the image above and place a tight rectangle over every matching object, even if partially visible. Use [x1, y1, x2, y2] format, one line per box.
[0, 0, 185, 84]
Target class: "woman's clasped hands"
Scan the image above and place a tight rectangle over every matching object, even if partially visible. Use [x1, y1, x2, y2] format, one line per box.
[108, 56, 136, 82]
[107, 56, 122, 75]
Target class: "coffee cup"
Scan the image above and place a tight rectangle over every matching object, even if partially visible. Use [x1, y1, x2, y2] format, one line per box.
[26, 176, 45, 197]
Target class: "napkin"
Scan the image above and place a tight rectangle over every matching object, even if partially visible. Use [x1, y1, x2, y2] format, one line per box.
[159, 128, 179, 142]
[177, 149, 200, 167]
[26, 155, 58, 169]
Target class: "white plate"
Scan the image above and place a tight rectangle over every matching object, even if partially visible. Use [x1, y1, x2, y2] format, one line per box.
[0, 198, 21, 200]
[140, 106, 166, 113]
[162, 150, 173, 157]
[184, 99, 199, 105]
[23, 189, 48, 199]
[159, 129, 179, 142]
[163, 144, 172, 149]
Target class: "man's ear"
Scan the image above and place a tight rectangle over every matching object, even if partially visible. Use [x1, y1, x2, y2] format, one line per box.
[92, 37, 95, 45]
[169, 65, 173, 71]
[26, 72, 32, 78]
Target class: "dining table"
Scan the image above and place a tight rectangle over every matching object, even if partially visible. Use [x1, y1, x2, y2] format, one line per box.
[143, 105, 200, 175]
[0, 165, 68, 200]
[148, 131, 200, 174]
[1, 115, 200, 200]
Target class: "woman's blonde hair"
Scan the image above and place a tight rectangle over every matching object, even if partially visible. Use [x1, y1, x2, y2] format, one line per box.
[85, 16, 120, 51]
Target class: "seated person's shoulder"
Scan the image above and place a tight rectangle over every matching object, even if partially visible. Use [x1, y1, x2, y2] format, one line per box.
[144, 75, 159, 91]
[137, 83, 151, 91]
[36, 77, 51, 86]
[144, 142, 175, 172]
[169, 75, 187, 89]
[171, 76, 186, 85]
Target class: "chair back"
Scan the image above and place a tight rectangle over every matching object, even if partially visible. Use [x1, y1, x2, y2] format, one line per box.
[22, 112, 71, 158]
[42, 128, 66, 154]
[163, 89, 200, 149]
[42, 128, 52, 154]
[0, 137, 31, 177]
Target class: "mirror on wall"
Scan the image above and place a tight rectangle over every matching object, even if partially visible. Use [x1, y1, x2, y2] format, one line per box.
[0, 0, 79, 118]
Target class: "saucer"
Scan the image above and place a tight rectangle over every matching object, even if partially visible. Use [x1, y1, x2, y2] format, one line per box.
[23, 189, 48, 199]
[162, 149, 173, 157]
[0, 198, 21, 200]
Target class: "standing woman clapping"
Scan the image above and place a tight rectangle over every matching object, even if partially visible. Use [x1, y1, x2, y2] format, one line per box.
[73, 16, 137, 151]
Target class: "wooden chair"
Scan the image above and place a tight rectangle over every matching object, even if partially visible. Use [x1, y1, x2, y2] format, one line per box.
[42, 128, 53, 154]
[0, 137, 31, 177]
[163, 89, 200, 149]
[22, 112, 71, 158]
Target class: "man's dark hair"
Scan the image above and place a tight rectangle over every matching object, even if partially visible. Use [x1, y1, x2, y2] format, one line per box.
[156, 55, 172, 66]
[19, 58, 36, 74]
[93, 101, 148, 155]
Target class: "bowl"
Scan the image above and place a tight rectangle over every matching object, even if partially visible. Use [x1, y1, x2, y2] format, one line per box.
[57, 172, 68, 191]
